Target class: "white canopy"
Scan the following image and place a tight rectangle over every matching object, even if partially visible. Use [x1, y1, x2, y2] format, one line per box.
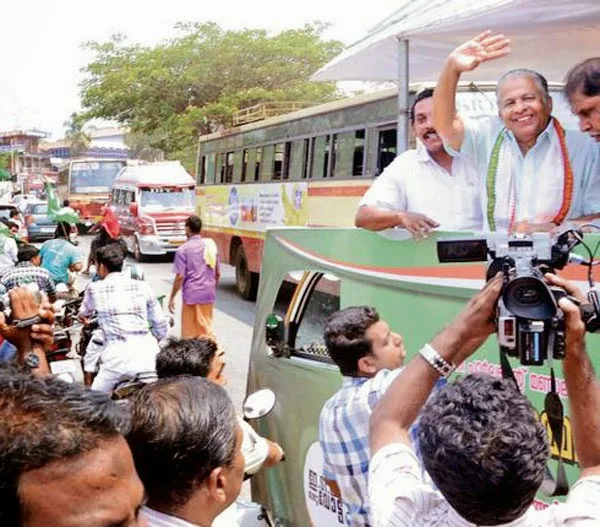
[312, 0, 600, 83]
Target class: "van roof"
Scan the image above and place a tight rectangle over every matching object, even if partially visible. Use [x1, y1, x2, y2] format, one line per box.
[113, 161, 195, 187]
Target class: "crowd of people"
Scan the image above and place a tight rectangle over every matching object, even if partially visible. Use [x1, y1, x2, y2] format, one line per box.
[4, 30, 600, 527]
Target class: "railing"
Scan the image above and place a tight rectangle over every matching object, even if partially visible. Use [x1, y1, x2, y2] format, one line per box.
[232, 102, 316, 126]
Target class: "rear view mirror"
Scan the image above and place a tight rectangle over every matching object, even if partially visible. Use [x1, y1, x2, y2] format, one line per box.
[243, 389, 276, 420]
[129, 202, 138, 216]
[265, 313, 284, 346]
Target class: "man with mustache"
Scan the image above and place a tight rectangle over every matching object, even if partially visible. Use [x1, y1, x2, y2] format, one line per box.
[355, 88, 483, 237]
[433, 31, 600, 233]
[565, 57, 600, 143]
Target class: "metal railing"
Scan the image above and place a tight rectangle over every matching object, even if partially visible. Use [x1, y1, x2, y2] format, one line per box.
[232, 101, 316, 126]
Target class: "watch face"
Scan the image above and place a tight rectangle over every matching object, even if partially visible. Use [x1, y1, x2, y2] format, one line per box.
[24, 352, 40, 369]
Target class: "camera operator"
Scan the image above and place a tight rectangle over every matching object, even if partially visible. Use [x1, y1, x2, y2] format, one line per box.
[369, 274, 600, 526]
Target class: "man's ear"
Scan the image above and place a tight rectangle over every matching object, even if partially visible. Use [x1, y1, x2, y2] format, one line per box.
[357, 354, 377, 376]
[206, 466, 228, 504]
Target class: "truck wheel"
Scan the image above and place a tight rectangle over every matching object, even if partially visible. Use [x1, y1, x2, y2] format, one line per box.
[133, 237, 147, 263]
[235, 246, 258, 301]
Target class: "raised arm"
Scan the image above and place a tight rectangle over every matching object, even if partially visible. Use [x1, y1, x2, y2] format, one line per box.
[433, 31, 511, 151]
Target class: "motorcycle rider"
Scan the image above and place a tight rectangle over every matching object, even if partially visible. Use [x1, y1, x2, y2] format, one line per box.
[78, 243, 167, 392]
[40, 221, 82, 296]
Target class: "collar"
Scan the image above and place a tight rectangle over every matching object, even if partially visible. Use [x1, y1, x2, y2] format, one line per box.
[342, 375, 368, 387]
[503, 117, 556, 148]
[142, 506, 202, 527]
[102, 271, 123, 282]
[15, 262, 33, 268]
[445, 503, 530, 526]
[416, 140, 434, 163]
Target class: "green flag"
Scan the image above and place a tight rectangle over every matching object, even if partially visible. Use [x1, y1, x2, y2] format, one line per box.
[0, 168, 10, 182]
[44, 178, 80, 224]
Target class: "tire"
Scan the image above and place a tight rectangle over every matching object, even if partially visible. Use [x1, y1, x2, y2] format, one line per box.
[234, 245, 258, 301]
[133, 237, 147, 263]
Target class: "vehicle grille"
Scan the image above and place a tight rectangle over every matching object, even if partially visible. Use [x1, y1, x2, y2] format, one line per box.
[155, 222, 186, 236]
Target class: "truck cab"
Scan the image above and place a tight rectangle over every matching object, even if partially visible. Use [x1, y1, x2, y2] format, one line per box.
[110, 161, 196, 261]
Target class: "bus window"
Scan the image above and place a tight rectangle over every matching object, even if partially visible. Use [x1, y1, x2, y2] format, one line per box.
[205, 153, 216, 185]
[353, 129, 365, 176]
[376, 128, 397, 176]
[255, 147, 262, 182]
[262, 145, 275, 181]
[198, 156, 207, 185]
[273, 143, 284, 180]
[216, 153, 225, 184]
[241, 150, 249, 183]
[289, 139, 309, 180]
[311, 135, 331, 179]
[225, 152, 234, 183]
[332, 130, 365, 178]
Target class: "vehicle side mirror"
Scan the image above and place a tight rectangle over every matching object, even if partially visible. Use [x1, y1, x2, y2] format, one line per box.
[265, 313, 284, 346]
[243, 389, 276, 420]
[129, 202, 138, 216]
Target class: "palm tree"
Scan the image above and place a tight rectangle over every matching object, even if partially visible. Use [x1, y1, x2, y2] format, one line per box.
[63, 113, 90, 158]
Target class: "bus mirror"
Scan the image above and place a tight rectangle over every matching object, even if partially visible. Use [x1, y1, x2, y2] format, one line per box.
[129, 202, 138, 216]
[265, 313, 284, 346]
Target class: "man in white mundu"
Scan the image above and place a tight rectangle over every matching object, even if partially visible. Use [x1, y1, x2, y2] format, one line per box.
[433, 31, 600, 232]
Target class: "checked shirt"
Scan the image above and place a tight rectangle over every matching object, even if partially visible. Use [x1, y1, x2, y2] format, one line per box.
[79, 271, 167, 344]
[1, 262, 56, 299]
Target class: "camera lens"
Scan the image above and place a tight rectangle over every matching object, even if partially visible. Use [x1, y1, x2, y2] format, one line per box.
[514, 286, 541, 305]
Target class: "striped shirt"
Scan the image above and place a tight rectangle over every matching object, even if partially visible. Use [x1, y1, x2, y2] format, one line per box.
[369, 442, 600, 526]
[1, 262, 56, 299]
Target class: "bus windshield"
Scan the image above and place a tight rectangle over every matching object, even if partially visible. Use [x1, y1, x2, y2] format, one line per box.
[139, 187, 195, 210]
[70, 161, 126, 193]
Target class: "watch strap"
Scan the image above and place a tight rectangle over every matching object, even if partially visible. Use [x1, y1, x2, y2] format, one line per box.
[419, 343, 456, 377]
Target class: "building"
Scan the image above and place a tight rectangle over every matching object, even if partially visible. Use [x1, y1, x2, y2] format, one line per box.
[0, 130, 52, 175]
[40, 126, 129, 160]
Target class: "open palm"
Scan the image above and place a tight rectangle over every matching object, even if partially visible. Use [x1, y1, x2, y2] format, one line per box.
[449, 31, 511, 73]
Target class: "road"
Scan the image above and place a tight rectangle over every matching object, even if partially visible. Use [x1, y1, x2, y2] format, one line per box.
[73, 235, 258, 410]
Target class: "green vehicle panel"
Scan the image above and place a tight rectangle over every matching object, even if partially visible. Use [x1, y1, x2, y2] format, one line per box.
[247, 227, 597, 526]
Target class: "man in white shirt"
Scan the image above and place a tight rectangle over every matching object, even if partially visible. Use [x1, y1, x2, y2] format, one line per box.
[127, 376, 245, 527]
[434, 31, 600, 233]
[355, 88, 483, 237]
[0, 230, 18, 277]
[368, 273, 600, 526]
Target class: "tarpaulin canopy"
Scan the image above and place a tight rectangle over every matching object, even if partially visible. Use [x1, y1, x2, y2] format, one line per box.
[312, 0, 600, 83]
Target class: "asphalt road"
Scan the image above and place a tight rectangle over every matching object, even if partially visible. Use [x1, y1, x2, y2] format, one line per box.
[71, 235, 258, 410]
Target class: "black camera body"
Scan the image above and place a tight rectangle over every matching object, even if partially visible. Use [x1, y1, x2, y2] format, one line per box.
[438, 231, 600, 366]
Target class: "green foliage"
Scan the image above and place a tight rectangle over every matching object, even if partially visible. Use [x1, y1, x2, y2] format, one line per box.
[63, 112, 90, 157]
[0, 152, 11, 171]
[80, 22, 344, 169]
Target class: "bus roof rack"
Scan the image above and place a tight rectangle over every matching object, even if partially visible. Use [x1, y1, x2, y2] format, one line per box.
[232, 101, 317, 127]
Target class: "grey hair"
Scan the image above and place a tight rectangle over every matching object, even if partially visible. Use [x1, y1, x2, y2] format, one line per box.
[496, 69, 550, 103]
[126, 376, 237, 509]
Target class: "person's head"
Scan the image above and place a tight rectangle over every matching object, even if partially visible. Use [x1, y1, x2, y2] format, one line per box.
[565, 58, 600, 141]
[63, 199, 69, 207]
[7, 221, 19, 235]
[54, 221, 72, 240]
[418, 374, 549, 525]
[496, 69, 553, 147]
[410, 88, 446, 155]
[17, 244, 40, 266]
[9, 210, 19, 220]
[324, 306, 406, 378]
[185, 215, 202, 238]
[0, 366, 144, 527]
[127, 376, 244, 522]
[156, 338, 226, 385]
[96, 242, 125, 279]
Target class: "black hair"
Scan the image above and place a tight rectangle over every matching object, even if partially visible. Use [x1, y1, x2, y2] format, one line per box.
[323, 306, 380, 376]
[127, 376, 237, 510]
[185, 215, 202, 234]
[96, 243, 125, 273]
[156, 338, 218, 379]
[54, 221, 72, 240]
[410, 88, 434, 124]
[0, 366, 129, 525]
[63, 200, 70, 207]
[7, 222, 18, 231]
[9, 210, 19, 218]
[17, 244, 39, 263]
[496, 69, 550, 102]
[565, 58, 600, 100]
[418, 374, 549, 525]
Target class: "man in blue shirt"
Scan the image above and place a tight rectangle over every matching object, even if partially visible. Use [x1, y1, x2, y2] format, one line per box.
[40, 221, 83, 292]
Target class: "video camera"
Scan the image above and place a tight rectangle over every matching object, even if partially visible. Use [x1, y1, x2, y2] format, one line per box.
[437, 230, 600, 366]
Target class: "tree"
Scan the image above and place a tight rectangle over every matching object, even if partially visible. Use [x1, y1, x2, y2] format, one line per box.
[63, 112, 90, 158]
[80, 22, 344, 171]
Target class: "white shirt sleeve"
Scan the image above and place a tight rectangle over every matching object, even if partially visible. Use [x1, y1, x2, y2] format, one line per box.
[551, 476, 600, 525]
[369, 442, 445, 527]
[239, 418, 270, 476]
[7, 238, 17, 263]
[359, 156, 408, 211]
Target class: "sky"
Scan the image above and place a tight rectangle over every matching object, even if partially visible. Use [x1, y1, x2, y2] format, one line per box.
[0, 0, 402, 139]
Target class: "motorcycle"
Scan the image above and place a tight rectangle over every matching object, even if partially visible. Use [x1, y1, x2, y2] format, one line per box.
[49, 295, 85, 383]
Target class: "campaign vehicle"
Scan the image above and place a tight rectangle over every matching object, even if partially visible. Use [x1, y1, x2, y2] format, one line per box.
[110, 161, 196, 261]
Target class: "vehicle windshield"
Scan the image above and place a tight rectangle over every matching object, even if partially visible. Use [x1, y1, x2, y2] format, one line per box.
[30, 204, 48, 215]
[70, 161, 126, 194]
[139, 187, 195, 210]
[0, 208, 15, 220]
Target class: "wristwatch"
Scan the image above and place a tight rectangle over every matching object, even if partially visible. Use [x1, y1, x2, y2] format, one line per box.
[24, 352, 40, 370]
[419, 343, 456, 377]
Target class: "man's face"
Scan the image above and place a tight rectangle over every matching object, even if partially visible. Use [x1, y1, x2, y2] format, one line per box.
[10, 226, 18, 235]
[363, 320, 406, 373]
[411, 97, 445, 155]
[31, 255, 41, 267]
[498, 75, 552, 145]
[568, 90, 600, 142]
[207, 348, 227, 385]
[19, 436, 146, 527]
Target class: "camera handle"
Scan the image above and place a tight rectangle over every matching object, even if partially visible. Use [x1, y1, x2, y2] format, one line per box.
[499, 350, 569, 497]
